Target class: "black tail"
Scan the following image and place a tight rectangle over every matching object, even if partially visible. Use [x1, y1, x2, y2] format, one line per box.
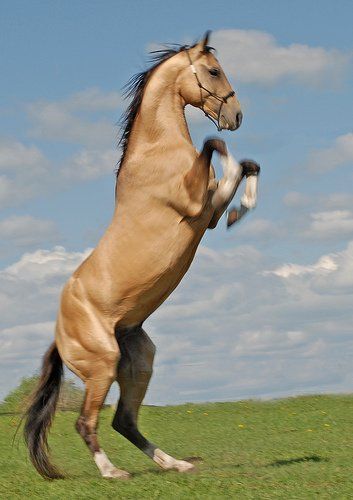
[24, 342, 64, 479]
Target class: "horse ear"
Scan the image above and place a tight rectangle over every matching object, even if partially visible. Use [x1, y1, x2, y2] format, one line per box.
[197, 30, 211, 52]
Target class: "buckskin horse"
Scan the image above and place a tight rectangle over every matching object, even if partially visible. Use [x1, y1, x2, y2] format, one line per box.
[24, 31, 260, 479]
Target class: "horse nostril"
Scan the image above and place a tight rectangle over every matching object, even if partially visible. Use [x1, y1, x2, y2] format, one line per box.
[236, 111, 243, 128]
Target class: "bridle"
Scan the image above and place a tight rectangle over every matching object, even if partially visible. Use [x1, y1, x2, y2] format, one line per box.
[185, 48, 235, 131]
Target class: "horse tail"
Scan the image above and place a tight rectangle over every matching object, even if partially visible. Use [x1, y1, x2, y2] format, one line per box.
[24, 341, 64, 479]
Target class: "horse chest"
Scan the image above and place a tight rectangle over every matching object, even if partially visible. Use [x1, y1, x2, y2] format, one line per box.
[114, 218, 207, 324]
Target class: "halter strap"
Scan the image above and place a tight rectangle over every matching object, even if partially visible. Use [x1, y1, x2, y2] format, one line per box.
[185, 49, 235, 131]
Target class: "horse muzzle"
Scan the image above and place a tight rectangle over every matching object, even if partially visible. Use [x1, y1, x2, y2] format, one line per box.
[219, 110, 243, 131]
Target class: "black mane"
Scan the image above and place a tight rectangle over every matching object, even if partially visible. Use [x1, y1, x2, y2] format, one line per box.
[116, 45, 189, 177]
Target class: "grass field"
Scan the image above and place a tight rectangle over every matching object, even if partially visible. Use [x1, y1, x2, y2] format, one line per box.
[1, 395, 353, 499]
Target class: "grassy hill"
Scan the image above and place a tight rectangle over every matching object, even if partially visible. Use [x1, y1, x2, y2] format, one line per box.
[1, 395, 353, 499]
[0, 376, 84, 413]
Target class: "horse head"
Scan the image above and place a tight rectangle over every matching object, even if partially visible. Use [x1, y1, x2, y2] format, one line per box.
[178, 31, 242, 131]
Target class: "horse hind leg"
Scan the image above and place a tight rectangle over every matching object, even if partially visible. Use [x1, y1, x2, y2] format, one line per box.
[75, 355, 130, 479]
[113, 325, 194, 473]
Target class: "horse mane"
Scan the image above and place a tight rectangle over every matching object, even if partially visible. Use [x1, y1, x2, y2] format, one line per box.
[116, 44, 190, 178]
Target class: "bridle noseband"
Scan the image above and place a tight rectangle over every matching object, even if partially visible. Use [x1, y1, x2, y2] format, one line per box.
[186, 49, 235, 131]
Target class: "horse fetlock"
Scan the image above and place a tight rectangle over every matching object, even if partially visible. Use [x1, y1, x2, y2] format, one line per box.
[239, 159, 260, 177]
[75, 416, 85, 436]
[76, 417, 100, 453]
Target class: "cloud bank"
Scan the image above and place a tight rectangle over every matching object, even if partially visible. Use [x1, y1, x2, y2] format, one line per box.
[1, 241, 353, 405]
[212, 29, 351, 87]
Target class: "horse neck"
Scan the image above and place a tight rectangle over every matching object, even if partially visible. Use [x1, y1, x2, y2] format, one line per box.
[128, 56, 192, 155]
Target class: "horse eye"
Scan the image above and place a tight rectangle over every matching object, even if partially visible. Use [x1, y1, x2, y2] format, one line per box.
[209, 68, 220, 77]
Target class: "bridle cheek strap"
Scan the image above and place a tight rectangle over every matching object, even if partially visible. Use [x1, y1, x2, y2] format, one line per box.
[187, 51, 235, 131]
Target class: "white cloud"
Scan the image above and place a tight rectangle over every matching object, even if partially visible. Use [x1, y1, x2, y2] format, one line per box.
[27, 87, 122, 148]
[0, 134, 118, 208]
[0, 246, 93, 400]
[324, 241, 353, 291]
[264, 242, 353, 292]
[305, 209, 353, 240]
[62, 148, 118, 181]
[1, 240, 353, 405]
[0, 322, 55, 364]
[17, 88, 122, 186]
[307, 132, 353, 172]
[0, 139, 47, 173]
[322, 193, 353, 210]
[0, 321, 57, 398]
[212, 29, 351, 86]
[265, 253, 338, 278]
[283, 191, 311, 208]
[235, 217, 282, 240]
[27, 102, 116, 148]
[283, 191, 353, 210]
[0, 139, 52, 208]
[146, 240, 353, 403]
[0, 215, 57, 247]
[281, 191, 353, 244]
[62, 87, 122, 112]
[2, 245, 92, 282]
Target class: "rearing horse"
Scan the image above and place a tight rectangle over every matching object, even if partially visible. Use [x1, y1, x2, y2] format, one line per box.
[24, 32, 259, 479]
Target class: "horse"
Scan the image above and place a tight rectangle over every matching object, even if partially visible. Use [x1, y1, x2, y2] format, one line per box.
[24, 31, 260, 480]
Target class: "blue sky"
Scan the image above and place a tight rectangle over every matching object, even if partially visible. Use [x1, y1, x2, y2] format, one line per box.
[0, 0, 352, 404]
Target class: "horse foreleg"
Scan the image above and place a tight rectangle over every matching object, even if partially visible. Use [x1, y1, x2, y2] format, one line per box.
[208, 152, 243, 228]
[226, 160, 260, 227]
[170, 138, 227, 218]
[208, 157, 260, 229]
[113, 326, 194, 472]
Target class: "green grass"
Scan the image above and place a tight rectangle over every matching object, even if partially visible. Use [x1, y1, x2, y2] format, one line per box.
[1, 395, 353, 499]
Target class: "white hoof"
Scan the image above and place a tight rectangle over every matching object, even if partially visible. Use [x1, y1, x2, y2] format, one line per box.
[102, 467, 131, 480]
[173, 460, 195, 473]
[94, 450, 131, 479]
[153, 448, 195, 472]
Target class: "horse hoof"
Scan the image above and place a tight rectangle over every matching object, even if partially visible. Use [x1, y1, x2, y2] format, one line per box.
[103, 468, 131, 480]
[174, 460, 196, 473]
[227, 208, 240, 227]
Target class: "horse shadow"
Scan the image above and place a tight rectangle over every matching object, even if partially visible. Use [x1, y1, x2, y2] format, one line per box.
[267, 455, 328, 467]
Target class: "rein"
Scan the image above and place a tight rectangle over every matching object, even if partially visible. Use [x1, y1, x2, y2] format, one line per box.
[185, 49, 235, 131]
